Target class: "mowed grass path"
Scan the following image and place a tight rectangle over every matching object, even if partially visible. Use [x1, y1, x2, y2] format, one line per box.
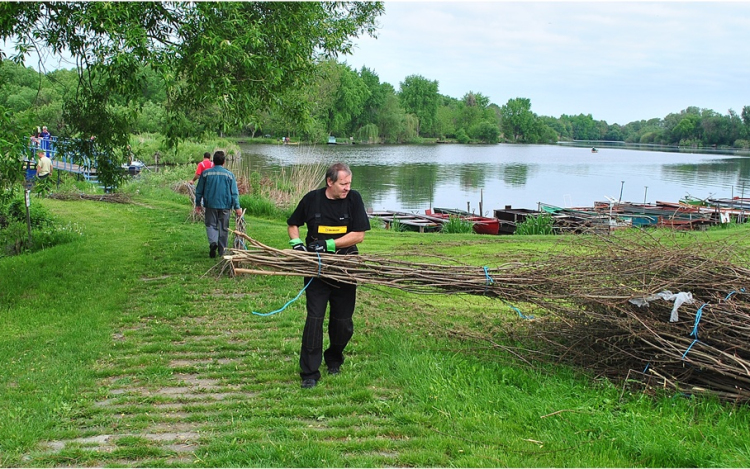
[1, 193, 750, 467]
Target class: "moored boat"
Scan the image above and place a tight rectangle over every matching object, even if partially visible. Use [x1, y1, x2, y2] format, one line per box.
[368, 210, 442, 233]
[427, 208, 500, 235]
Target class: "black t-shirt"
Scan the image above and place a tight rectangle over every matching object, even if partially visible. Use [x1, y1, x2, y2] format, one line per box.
[287, 187, 370, 254]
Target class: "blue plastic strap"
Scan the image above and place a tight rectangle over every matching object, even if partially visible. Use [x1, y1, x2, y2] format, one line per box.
[690, 303, 706, 338]
[510, 304, 534, 320]
[252, 253, 322, 317]
[643, 362, 650, 373]
[483, 266, 494, 286]
[682, 339, 699, 360]
[725, 288, 745, 301]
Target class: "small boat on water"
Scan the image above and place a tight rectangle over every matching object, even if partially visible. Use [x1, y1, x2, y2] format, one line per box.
[493, 206, 541, 234]
[121, 159, 146, 174]
[706, 197, 750, 211]
[427, 208, 500, 235]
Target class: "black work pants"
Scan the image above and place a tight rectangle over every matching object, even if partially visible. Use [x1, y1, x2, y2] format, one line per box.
[299, 277, 357, 381]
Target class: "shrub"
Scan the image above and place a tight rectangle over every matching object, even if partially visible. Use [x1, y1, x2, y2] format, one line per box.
[0, 196, 82, 256]
[515, 213, 555, 235]
[455, 128, 470, 144]
[441, 215, 474, 234]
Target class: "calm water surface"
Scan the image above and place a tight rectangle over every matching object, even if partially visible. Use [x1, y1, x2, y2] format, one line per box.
[233, 143, 750, 214]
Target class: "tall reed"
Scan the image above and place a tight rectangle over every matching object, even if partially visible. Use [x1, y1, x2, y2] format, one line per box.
[259, 161, 327, 209]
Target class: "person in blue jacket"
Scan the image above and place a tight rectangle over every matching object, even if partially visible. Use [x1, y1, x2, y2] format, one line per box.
[194, 150, 242, 258]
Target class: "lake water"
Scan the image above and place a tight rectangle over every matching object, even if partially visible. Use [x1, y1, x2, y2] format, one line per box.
[234, 143, 750, 215]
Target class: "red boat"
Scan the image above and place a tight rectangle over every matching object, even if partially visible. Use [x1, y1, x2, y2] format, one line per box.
[425, 208, 500, 235]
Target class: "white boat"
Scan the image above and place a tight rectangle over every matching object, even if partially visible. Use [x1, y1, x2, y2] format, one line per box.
[121, 159, 146, 173]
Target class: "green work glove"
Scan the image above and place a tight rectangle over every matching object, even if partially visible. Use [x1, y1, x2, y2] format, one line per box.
[307, 238, 336, 253]
[289, 238, 306, 251]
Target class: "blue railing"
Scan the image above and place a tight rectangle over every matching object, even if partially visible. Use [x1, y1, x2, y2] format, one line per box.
[25, 136, 98, 178]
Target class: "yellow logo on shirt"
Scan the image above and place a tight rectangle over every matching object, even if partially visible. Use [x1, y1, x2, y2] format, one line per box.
[318, 225, 347, 234]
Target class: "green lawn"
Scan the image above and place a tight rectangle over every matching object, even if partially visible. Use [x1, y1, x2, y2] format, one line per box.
[1, 178, 749, 467]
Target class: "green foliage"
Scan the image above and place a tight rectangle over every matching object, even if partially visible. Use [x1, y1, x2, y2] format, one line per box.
[0, 2, 384, 194]
[356, 123, 379, 143]
[126, 133, 240, 166]
[455, 128, 470, 144]
[515, 213, 555, 235]
[0, 195, 82, 256]
[239, 194, 286, 219]
[249, 171, 262, 195]
[501, 97, 540, 143]
[399, 75, 440, 136]
[441, 215, 473, 233]
[470, 120, 500, 143]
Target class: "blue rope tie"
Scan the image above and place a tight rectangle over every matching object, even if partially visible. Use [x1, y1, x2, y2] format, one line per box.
[483, 266, 533, 320]
[510, 304, 534, 320]
[690, 303, 706, 338]
[643, 362, 650, 373]
[483, 266, 494, 285]
[683, 303, 707, 359]
[725, 287, 745, 301]
[682, 339, 699, 360]
[252, 252, 322, 317]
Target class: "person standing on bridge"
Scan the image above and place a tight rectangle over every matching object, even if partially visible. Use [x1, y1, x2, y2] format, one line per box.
[194, 150, 242, 259]
[35, 150, 52, 180]
[286, 162, 371, 388]
[40, 126, 52, 158]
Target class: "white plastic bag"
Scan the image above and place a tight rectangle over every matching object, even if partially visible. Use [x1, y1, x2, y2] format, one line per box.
[629, 290, 695, 322]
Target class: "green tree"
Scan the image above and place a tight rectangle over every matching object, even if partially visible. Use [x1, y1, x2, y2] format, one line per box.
[377, 88, 407, 143]
[564, 113, 600, 140]
[0, 1, 383, 193]
[327, 63, 370, 136]
[470, 121, 499, 144]
[398, 74, 439, 137]
[500, 97, 539, 143]
[458, 91, 499, 143]
[435, 95, 460, 139]
[352, 67, 388, 133]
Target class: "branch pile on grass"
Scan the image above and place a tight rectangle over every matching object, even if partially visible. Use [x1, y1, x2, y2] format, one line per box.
[222, 231, 750, 402]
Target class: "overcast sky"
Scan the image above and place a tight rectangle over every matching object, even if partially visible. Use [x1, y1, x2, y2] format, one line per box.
[344, 1, 750, 125]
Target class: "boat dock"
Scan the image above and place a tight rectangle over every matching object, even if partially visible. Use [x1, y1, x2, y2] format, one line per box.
[371, 197, 747, 236]
[368, 210, 444, 233]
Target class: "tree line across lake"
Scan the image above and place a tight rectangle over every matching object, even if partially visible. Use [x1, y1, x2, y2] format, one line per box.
[3, 57, 749, 149]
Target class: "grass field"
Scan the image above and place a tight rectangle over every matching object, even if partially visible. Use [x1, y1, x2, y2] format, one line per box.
[1, 169, 749, 467]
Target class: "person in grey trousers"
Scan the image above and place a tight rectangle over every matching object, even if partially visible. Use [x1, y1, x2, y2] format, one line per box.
[194, 150, 242, 258]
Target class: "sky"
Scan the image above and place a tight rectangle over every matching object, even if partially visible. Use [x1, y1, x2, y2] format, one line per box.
[343, 1, 750, 125]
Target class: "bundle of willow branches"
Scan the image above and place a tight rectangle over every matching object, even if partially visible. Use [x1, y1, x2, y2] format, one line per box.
[223, 231, 750, 401]
[232, 210, 248, 250]
[172, 181, 203, 222]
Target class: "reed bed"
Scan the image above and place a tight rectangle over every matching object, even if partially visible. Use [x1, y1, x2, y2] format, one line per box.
[221, 230, 750, 402]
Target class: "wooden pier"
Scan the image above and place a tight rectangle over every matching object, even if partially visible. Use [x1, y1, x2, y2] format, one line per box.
[368, 210, 444, 233]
